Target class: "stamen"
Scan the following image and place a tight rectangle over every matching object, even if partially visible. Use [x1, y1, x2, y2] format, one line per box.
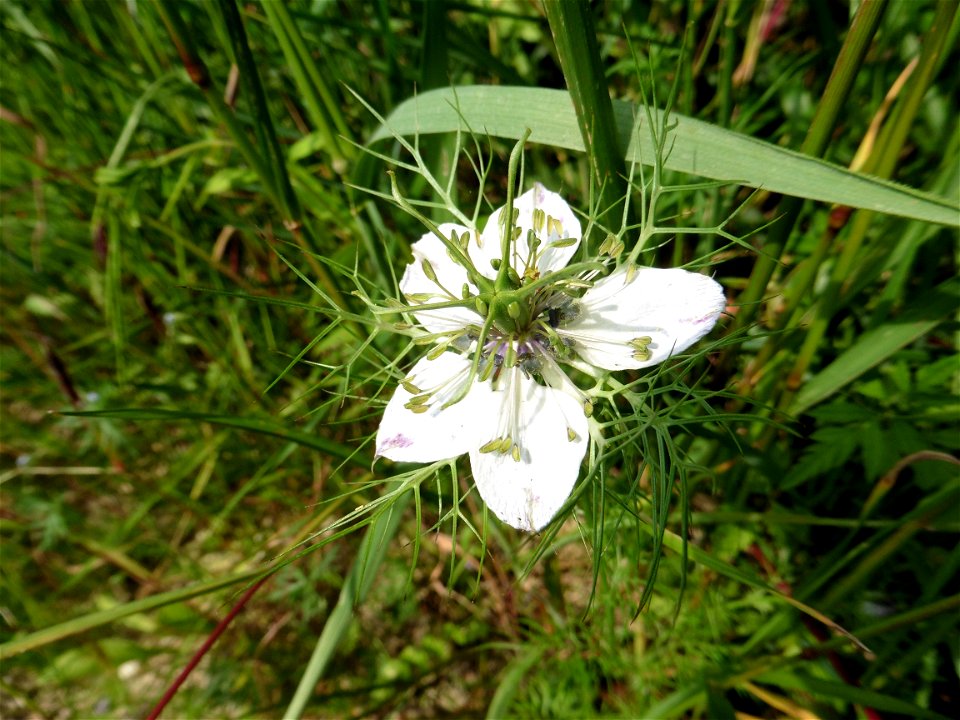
[598, 234, 624, 258]
[598, 234, 614, 255]
[630, 336, 653, 362]
[479, 438, 503, 454]
[547, 216, 560, 238]
[400, 380, 422, 394]
[503, 343, 517, 369]
[533, 207, 545, 233]
[426, 344, 449, 360]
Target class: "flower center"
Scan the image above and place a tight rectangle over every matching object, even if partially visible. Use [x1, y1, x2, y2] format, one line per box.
[478, 285, 581, 386]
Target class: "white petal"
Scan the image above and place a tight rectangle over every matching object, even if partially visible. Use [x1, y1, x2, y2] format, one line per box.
[476, 183, 581, 280]
[376, 352, 494, 462]
[469, 369, 588, 531]
[400, 223, 482, 334]
[559, 266, 725, 370]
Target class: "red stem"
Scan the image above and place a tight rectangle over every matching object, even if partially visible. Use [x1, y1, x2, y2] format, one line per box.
[145, 574, 272, 720]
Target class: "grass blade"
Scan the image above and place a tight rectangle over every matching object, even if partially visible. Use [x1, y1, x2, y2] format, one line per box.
[0, 568, 264, 658]
[61, 408, 369, 466]
[791, 277, 960, 414]
[284, 491, 411, 718]
[371, 86, 957, 225]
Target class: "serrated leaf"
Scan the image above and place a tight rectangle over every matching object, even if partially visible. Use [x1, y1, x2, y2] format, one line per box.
[916, 354, 960, 390]
[371, 86, 958, 226]
[782, 426, 860, 490]
[860, 421, 895, 481]
[810, 400, 876, 424]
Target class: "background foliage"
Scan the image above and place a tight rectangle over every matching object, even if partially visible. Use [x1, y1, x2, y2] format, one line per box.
[1, 0, 958, 718]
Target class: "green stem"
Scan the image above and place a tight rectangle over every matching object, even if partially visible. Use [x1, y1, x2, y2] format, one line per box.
[261, 0, 352, 163]
[155, 0, 279, 207]
[217, 0, 301, 220]
[731, 0, 889, 337]
[495, 130, 531, 291]
[544, 0, 628, 248]
[774, 0, 957, 418]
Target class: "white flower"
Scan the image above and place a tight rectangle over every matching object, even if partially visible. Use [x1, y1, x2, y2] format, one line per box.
[376, 183, 725, 532]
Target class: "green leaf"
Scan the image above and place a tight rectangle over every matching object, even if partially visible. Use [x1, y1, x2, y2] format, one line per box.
[705, 687, 737, 720]
[370, 86, 958, 226]
[782, 425, 860, 490]
[792, 277, 960, 414]
[486, 647, 547, 720]
[284, 492, 411, 719]
[860, 421, 895, 481]
[810, 400, 875, 424]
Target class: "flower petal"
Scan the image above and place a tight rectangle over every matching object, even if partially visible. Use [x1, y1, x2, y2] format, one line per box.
[469, 368, 589, 531]
[376, 352, 494, 462]
[401, 223, 482, 334]
[476, 183, 581, 280]
[559, 266, 725, 370]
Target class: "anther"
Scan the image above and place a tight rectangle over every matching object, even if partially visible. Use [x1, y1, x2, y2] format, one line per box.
[400, 380, 422, 394]
[420, 259, 438, 284]
[479, 438, 503, 454]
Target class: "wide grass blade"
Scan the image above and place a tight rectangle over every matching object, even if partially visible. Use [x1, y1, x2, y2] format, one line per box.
[370, 86, 957, 225]
[791, 277, 960, 414]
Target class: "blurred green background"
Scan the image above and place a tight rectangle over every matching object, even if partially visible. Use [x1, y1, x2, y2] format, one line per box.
[1, 1, 958, 718]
